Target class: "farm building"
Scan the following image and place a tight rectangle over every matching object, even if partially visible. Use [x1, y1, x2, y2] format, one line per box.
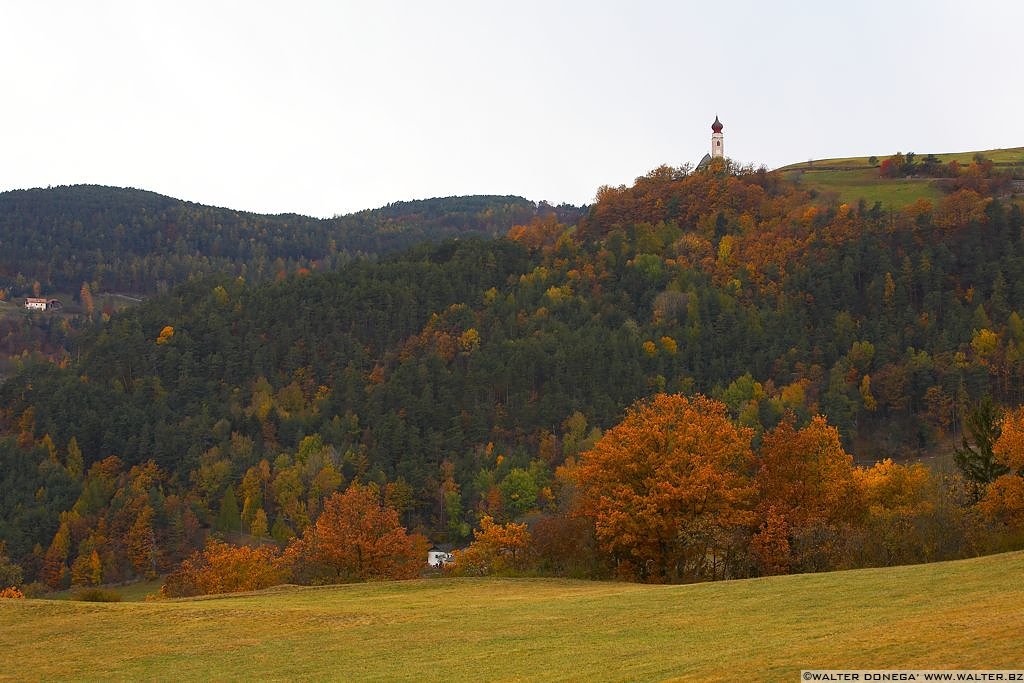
[23, 297, 62, 311]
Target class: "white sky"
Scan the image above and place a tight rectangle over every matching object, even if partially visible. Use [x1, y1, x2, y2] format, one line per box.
[2, 1, 1021, 217]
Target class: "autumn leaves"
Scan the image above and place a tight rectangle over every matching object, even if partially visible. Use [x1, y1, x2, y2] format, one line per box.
[162, 484, 426, 597]
[567, 393, 998, 583]
[573, 394, 755, 582]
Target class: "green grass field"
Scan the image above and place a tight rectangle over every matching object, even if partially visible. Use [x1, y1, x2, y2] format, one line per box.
[4, 551, 1023, 681]
[776, 147, 1024, 209]
[789, 168, 943, 207]
[778, 147, 1024, 172]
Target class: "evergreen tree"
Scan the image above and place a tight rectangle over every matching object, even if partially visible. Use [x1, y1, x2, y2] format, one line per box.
[954, 396, 1009, 488]
[216, 486, 241, 534]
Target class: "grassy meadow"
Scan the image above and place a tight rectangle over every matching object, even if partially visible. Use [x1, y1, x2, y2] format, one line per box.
[776, 146, 1024, 209]
[4, 551, 1023, 681]
[778, 147, 1024, 172]
[789, 168, 943, 207]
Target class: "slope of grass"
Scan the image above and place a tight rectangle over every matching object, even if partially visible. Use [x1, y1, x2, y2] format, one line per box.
[778, 147, 1024, 172]
[776, 147, 1024, 209]
[3, 551, 1023, 681]
[790, 168, 944, 207]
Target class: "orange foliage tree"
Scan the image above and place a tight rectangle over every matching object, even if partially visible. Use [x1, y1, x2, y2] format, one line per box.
[754, 415, 858, 572]
[757, 415, 858, 527]
[574, 393, 755, 582]
[161, 539, 287, 598]
[506, 215, 565, 252]
[981, 407, 1024, 529]
[449, 515, 531, 576]
[287, 483, 427, 584]
[750, 506, 790, 576]
[992, 406, 1024, 472]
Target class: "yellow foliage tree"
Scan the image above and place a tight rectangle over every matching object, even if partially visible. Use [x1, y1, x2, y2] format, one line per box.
[156, 325, 175, 345]
[993, 406, 1024, 472]
[981, 407, 1024, 529]
[449, 515, 531, 576]
[854, 459, 933, 516]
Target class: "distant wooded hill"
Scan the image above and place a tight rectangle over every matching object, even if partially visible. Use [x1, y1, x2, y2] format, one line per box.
[0, 185, 583, 296]
[3, 155, 1024, 591]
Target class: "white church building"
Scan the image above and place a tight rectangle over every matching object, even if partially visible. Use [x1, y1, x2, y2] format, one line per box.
[696, 115, 724, 171]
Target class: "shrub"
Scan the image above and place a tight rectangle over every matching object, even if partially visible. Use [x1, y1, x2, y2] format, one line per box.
[449, 515, 532, 576]
[162, 539, 287, 598]
[20, 582, 50, 599]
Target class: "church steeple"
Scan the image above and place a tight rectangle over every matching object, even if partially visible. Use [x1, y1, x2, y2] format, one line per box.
[711, 115, 724, 158]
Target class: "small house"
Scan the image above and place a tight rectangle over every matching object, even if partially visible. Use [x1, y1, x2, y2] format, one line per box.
[427, 550, 454, 567]
[23, 297, 63, 311]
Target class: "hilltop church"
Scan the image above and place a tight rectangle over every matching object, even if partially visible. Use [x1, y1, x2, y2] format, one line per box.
[695, 115, 724, 171]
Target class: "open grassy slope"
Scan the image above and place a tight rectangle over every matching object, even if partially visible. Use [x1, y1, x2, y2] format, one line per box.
[776, 147, 1024, 208]
[4, 551, 1023, 681]
[779, 147, 1024, 172]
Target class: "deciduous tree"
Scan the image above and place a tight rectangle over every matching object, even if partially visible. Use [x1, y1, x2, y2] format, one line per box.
[756, 415, 859, 528]
[574, 393, 755, 582]
[287, 483, 426, 583]
[161, 539, 287, 597]
[449, 515, 531, 576]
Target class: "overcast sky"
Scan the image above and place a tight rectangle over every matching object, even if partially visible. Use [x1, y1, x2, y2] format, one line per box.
[2, 1, 1021, 217]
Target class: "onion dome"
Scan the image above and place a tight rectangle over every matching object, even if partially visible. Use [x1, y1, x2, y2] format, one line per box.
[712, 115, 723, 133]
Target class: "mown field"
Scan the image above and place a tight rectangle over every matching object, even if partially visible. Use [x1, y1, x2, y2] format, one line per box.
[778, 147, 1024, 172]
[789, 168, 943, 207]
[777, 147, 1024, 209]
[4, 551, 1023, 681]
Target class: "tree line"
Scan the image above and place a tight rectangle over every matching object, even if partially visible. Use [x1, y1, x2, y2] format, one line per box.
[2, 157, 1024, 593]
[0, 185, 581, 296]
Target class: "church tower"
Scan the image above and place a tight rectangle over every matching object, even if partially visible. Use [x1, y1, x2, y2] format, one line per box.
[711, 115, 724, 158]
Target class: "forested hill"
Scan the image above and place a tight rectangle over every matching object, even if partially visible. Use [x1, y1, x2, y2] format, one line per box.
[3, 156, 1024, 588]
[0, 184, 582, 295]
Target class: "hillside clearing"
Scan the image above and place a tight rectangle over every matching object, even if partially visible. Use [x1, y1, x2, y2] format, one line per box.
[777, 147, 1024, 172]
[4, 551, 1023, 681]
[776, 147, 1024, 208]
[789, 168, 943, 207]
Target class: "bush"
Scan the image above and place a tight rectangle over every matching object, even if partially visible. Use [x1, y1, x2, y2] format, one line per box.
[449, 515, 532, 576]
[20, 582, 50, 598]
[72, 588, 122, 602]
[162, 539, 287, 598]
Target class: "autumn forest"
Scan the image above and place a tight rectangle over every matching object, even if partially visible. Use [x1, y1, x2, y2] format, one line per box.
[2, 153, 1024, 597]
